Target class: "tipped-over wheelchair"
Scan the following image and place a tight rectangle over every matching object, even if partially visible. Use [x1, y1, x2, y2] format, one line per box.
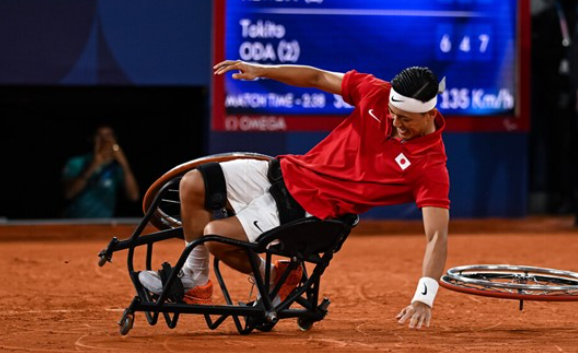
[98, 153, 358, 335]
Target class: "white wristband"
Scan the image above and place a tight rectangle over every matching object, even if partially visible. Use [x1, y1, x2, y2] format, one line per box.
[411, 277, 439, 308]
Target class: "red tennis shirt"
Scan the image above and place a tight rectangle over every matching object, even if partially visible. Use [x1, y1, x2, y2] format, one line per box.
[279, 70, 450, 219]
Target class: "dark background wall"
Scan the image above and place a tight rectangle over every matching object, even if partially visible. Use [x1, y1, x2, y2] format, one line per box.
[0, 0, 212, 219]
[0, 86, 206, 219]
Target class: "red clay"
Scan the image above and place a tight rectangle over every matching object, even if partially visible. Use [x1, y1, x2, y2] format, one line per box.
[1, 219, 578, 352]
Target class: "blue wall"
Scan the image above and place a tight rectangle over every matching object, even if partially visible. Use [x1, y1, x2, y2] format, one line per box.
[0, 0, 212, 86]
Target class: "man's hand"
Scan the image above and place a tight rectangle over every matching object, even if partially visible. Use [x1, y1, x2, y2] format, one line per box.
[396, 301, 432, 329]
[92, 134, 118, 167]
[214, 60, 262, 81]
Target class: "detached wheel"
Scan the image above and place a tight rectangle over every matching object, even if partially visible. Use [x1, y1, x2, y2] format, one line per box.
[440, 265, 578, 301]
[119, 311, 135, 336]
[297, 317, 313, 331]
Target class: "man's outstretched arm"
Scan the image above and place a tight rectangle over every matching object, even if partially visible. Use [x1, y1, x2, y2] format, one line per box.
[214, 60, 344, 95]
[396, 206, 449, 329]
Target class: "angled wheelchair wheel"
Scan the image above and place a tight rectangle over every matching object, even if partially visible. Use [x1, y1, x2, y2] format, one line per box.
[441, 265, 578, 301]
[143, 152, 273, 230]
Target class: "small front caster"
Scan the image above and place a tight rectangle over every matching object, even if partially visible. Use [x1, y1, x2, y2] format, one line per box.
[297, 317, 313, 331]
[119, 309, 135, 336]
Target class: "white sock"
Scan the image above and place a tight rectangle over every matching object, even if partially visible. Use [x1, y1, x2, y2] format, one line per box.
[183, 242, 209, 286]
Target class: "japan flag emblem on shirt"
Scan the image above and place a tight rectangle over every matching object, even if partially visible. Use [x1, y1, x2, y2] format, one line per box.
[395, 153, 411, 170]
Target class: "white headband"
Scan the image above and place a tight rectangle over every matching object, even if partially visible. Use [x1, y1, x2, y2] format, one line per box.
[389, 77, 446, 113]
[389, 88, 437, 113]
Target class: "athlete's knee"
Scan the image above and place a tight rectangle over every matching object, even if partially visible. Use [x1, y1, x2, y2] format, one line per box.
[203, 221, 220, 237]
[204, 222, 226, 255]
[204, 221, 242, 256]
[180, 170, 206, 205]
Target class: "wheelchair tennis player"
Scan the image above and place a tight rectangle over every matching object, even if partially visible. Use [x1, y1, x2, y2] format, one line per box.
[139, 60, 450, 330]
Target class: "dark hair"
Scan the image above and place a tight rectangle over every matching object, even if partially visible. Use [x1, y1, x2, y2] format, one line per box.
[87, 123, 117, 146]
[94, 122, 115, 132]
[391, 67, 439, 102]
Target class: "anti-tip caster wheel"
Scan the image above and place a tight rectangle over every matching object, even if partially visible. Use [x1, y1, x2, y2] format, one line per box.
[98, 256, 108, 267]
[297, 317, 314, 331]
[255, 321, 277, 332]
[119, 310, 135, 336]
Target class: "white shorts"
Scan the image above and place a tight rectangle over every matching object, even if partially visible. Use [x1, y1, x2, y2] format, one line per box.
[220, 159, 280, 242]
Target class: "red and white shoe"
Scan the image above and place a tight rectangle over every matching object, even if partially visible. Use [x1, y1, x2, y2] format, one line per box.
[273, 260, 303, 303]
[183, 280, 213, 305]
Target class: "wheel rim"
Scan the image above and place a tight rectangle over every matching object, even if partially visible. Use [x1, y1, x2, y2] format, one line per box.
[441, 264, 578, 301]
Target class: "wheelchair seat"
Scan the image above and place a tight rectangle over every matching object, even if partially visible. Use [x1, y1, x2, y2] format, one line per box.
[255, 215, 358, 262]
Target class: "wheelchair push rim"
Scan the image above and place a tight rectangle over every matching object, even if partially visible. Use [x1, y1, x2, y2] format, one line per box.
[143, 152, 273, 230]
[440, 264, 578, 301]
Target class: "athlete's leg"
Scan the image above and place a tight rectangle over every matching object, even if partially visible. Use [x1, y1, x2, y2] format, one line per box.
[204, 216, 303, 304]
[139, 169, 213, 294]
[180, 160, 272, 281]
[179, 170, 212, 284]
[204, 191, 279, 278]
[141, 159, 272, 291]
[204, 217, 256, 274]
[180, 170, 211, 240]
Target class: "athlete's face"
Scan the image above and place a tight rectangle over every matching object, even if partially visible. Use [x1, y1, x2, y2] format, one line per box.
[388, 105, 436, 141]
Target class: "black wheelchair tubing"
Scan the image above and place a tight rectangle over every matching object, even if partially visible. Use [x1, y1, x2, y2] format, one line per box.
[118, 182, 351, 332]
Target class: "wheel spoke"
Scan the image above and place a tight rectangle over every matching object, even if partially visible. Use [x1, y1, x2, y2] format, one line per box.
[161, 199, 180, 205]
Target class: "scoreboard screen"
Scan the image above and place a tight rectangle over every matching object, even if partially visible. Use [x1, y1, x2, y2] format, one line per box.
[212, 0, 528, 132]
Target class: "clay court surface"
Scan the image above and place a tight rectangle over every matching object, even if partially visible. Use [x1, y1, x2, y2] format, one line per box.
[1, 218, 578, 353]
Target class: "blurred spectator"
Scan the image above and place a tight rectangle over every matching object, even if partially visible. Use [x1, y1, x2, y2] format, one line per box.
[530, 0, 578, 224]
[62, 125, 140, 218]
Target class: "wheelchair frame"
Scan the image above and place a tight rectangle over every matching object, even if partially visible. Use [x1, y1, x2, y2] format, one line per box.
[98, 153, 358, 335]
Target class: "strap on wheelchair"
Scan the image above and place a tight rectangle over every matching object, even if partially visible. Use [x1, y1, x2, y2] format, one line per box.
[158, 262, 185, 301]
[196, 162, 227, 211]
[267, 158, 305, 225]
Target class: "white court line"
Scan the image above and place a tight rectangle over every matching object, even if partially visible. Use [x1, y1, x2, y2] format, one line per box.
[254, 8, 483, 18]
[0, 345, 78, 353]
[1, 308, 123, 315]
[75, 331, 124, 352]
